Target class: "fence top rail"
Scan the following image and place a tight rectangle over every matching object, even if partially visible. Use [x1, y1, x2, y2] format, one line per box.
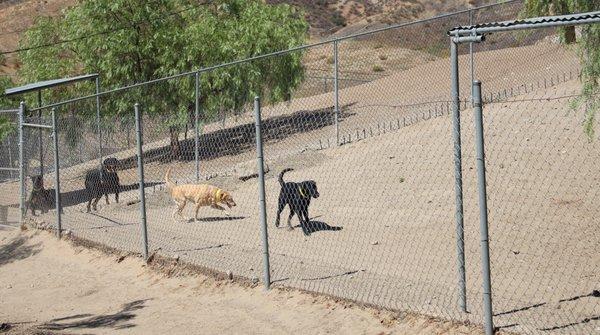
[5, 73, 99, 97]
[448, 10, 600, 36]
[24, 0, 520, 113]
[0, 109, 19, 113]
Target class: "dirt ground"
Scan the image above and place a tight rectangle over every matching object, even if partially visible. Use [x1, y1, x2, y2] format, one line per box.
[0, 227, 501, 335]
[1, 41, 598, 335]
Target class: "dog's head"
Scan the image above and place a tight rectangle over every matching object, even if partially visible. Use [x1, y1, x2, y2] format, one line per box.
[301, 180, 319, 199]
[103, 157, 120, 173]
[216, 189, 237, 208]
[31, 175, 44, 191]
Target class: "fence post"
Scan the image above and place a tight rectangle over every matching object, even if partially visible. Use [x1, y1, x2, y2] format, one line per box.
[254, 96, 271, 290]
[333, 40, 340, 146]
[51, 108, 62, 238]
[95, 77, 103, 173]
[194, 72, 201, 182]
[469, 9, 475, 104]
[472, 80, 494, 334]
[37, 91, 44, 179]
[18, 102, 25, 223]
[134, 103, 149, 261]
[451, 36, 468, 312]
[7, 135, 14, 180]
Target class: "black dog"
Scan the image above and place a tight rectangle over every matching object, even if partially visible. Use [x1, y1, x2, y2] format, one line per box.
[85, 157, 120, 212]
[275, 168, 319, 235]
[26, 175, 55, 215]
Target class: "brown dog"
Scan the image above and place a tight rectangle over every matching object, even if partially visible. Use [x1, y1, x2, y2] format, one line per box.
[165, 167, 236, 222]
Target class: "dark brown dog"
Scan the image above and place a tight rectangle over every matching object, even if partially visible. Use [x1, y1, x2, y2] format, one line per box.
[85, 157, 121, 212]
[26, 175, 54, 215]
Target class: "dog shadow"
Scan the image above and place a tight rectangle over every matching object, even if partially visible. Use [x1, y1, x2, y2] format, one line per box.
[186, 216, 246, 223]
[294, 220, 343, 235]
[56, 182, 163, 210]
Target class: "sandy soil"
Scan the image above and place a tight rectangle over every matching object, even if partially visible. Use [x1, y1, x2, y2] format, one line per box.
[0, 227, 501, 335]
[1, 41, 598, 335]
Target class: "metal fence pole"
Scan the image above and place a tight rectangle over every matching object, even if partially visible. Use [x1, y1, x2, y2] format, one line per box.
[37, 91, 44, 178]
[254, 96, 271, 290]
[96, 77, 103, 172]
[472, 80, 494, 334]
[51, 108, 62, 238]
[333, 40, 340, 146]
[7, 131, 14, 179]
[134, 103, 149, 260]
[18, 102, 25, 223]
[194, 72, 201, 182]
[451, 37, 468, 312]
[469, 9, 475, 104]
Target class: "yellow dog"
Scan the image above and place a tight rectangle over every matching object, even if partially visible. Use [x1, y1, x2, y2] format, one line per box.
[165, 167, 236, 222]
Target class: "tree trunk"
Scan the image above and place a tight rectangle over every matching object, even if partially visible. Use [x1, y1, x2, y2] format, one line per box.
[564, 26, 576, 44]
[169, 126, 181, 160]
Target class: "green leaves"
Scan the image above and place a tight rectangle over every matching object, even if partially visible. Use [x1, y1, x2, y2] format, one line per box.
[18, 0, 308, 136]
[524, 0, 600, 140]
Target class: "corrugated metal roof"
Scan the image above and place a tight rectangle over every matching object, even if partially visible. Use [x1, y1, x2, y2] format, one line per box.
[448, 11, 600, 36]
[5, 73, 98, 96]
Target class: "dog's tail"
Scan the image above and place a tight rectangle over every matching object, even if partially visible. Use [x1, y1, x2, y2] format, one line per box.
[278, 168, 294, 186]
[165, 167, 175, 190]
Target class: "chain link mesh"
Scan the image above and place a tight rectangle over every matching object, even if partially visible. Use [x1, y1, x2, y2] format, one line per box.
[2, 1, 598, 333]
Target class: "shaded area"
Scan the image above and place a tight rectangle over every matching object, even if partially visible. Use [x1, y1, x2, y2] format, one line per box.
[494, 302, 546, 317]
[0, 234, 41, 267]
[56, 182, 162, 210]
[540, 315, 600, 332]
[293, 220, 343, 235]
[494, 290, 600, 332]
[301, 270, 360, 281]
[119, 104, 355, 167]
[39, 299, 149, 331]
[169, 243, 230, 253]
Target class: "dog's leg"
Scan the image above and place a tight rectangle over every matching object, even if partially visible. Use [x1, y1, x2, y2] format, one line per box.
[211, 203, 226, 211]
[104, 191, 110, 205]
[300, 208, 311, 235]
[172, 200, 186, 222]
[115, 190, 119, 203]
[210, 203, 230, 216]
[92, 196, 101, 211]
[275, 193, 286, 228]
[287, 208, 296, 231]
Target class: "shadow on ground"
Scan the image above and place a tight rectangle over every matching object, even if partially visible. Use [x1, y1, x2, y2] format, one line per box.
[120, 103, 356, 168]
[495, 290, 600, 332]
[39, 299, 150, 331]
[292, 220, 343, 235]
[0, 234, 41, 267]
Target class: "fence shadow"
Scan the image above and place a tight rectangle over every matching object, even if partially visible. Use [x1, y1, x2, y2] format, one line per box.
[39, 299, 149, 331]
[119, 103, 356, 168]
[58, 182, 162, 210]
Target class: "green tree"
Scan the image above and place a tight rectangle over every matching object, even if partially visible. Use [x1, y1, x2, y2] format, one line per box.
[0, 76, 18, 141]
[18, 0, 308, 157]
[524, 0, 600, 139]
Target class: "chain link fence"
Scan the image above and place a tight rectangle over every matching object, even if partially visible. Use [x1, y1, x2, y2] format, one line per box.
[3, 1, 599, 334]
[0, 109, 19, 226]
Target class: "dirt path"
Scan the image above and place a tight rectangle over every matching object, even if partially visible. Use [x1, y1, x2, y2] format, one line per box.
[0, 227, 497, 335]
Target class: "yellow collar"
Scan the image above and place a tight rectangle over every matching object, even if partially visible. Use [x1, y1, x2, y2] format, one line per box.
[214, 189, 223, 202]
[299, 186, 307, 198]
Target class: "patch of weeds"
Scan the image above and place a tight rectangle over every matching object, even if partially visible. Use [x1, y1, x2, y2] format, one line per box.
[372, 65, 384, 72]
